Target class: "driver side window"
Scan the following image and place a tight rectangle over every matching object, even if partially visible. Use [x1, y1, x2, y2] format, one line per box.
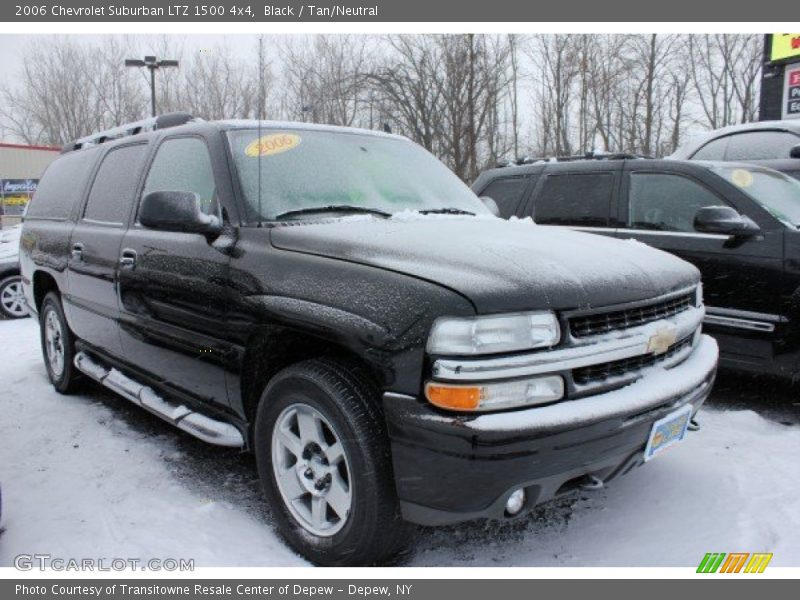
[141, 137, 219, 218]
[628, 173, 725, 233]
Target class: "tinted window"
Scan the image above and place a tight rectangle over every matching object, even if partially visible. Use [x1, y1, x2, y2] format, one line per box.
[692, 137, 728, 160]
[534, 173, 613, 226]
[84, 144, 147, 224]
[725, 131, 800, 161]
[628, 173, 725, 232]
[25, 149, 99, 220]
[142, 137, 217, 216]
[479, 176, 529, 218]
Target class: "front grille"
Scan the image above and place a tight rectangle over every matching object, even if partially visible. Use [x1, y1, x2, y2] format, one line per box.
[572, 335, 694, 387]
[569, 291, 694, 338]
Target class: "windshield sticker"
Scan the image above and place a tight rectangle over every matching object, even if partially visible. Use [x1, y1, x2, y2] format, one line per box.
[245, 133, 301, 157]
[730, 169, 754, 188]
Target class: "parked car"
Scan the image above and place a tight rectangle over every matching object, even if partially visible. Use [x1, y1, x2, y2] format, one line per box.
[474, 156, 800, 380]
[670, 120, 800, 180]
[0, 224, 26, 319]
[21, 114, 716, 566]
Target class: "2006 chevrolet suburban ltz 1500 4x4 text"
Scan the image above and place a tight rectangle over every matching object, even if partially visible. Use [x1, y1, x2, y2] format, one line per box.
[19, 113, 718, 566]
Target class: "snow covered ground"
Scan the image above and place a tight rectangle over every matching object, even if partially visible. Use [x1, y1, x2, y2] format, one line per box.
[1, 316, 798, 567]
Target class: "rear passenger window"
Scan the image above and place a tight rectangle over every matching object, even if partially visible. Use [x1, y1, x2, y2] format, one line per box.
[141, 137, 217, 216]
[725, 131, 800, 161]
[25, 149, 99, 220]
[628, 173, 724, 233]
[534, 173, 613, 227]
[692, 137, 728, 160]
[83, 144, 147, 224]
[479, 177, 528, 218]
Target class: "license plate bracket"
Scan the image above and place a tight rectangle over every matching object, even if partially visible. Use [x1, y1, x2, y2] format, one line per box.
[643, 404, 693, 462]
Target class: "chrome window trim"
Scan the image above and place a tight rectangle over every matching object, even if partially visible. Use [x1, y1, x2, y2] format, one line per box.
[703, 306, 785, 333]
[616, 228, 729, 240]
[432, 305, 705, 382]
[705, 306, 786, 323]
[703, 315, 775, 333]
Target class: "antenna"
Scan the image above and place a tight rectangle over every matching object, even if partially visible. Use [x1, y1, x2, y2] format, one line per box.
[257, 35, 265, 227]
[256, 34, 264, 227]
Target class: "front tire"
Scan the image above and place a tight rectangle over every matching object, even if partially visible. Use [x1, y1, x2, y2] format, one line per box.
[0, 275, 28, 319]
[254, 358, 411, 566]
[39, 292, 80, 394]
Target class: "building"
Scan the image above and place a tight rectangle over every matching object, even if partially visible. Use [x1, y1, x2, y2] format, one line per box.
[760, 33, 800, 121]
[0, 142, 60, 227]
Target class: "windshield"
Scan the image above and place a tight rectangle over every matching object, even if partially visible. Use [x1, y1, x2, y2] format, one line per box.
[226, 128, 489, 221]
[712, 166, 800, 228]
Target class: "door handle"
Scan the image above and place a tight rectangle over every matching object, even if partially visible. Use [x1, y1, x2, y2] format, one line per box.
[120, 248, 137, 268]
[71, 243, 84, 261]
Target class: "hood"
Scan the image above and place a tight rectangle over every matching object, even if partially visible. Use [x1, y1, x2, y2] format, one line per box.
[270, 215, 699, 313]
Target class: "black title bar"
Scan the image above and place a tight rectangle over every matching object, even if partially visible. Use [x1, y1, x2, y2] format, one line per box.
[2, 0, 799, 22]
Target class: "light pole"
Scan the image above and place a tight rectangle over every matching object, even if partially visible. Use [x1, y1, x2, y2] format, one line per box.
[125, 55, 179, 118]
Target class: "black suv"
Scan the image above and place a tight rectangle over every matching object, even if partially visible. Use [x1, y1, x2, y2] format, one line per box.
[21, 115, 716, 566]
[670, 120, 800, 180]
[474, 156, 800, 380]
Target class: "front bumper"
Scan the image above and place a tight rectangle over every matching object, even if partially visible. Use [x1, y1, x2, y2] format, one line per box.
[384, 334, 718, 526]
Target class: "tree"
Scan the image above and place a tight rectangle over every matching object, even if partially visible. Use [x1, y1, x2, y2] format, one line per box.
[1, 36, 145, 145]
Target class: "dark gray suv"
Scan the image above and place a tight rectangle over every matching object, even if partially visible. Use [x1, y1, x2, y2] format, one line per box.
[670, 120, 800, 180]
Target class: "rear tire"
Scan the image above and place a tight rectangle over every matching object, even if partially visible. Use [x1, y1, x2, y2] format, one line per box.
[39, 292, 80, 394]
[0, 275, 27, 319]
[254, 358, 412, 566]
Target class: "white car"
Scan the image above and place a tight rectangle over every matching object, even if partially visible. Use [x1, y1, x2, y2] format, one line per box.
[0, 224, 26, 319]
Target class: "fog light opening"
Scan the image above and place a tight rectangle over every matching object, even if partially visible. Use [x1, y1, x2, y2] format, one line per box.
[504, 488, 526, 516]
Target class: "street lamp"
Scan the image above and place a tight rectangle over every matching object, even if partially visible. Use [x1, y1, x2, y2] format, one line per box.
[125, 55, 180, 118]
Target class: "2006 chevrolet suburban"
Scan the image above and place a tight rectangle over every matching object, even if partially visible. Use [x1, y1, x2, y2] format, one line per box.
[19, 113, 718, 566]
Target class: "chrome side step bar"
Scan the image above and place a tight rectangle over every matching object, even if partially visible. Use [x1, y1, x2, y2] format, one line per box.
[74, 351, 244, 448]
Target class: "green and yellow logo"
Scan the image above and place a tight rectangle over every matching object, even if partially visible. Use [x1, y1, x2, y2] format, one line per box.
[697, 553, 773, 573]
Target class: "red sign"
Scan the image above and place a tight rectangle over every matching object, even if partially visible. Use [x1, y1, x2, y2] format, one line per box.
[791, 71, 800, 87]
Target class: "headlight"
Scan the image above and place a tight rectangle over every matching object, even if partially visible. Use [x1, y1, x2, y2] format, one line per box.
[695, 283, 704, 308]
[425, 375, 564, 412]
[427, 311, 560, 355]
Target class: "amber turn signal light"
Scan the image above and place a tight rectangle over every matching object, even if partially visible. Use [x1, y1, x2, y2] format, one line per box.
[424, 383, 481, 411]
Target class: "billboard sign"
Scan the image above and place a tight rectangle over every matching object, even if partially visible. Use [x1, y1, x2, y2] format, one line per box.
[770, 33, 800, 63]
[783, 64, 800, 120]
[0, 179, 39, 216]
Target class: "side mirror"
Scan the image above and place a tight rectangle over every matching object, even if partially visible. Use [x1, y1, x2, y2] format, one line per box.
[790, 144, 800, 159]
[480, 196, 501, 217]
[694, 205, 760, 237]
[139, 191, 221, 235]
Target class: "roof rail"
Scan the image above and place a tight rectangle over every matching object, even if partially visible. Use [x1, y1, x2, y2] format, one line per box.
[496, 151, 653, 168]
[62, 112, 196, 153]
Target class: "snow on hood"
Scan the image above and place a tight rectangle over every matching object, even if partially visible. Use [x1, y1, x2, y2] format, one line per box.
[270, 216, 699, 313]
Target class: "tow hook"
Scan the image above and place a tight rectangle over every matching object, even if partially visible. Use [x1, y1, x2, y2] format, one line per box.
[579, 474, 605, 491]
[688, 418, 701, 432]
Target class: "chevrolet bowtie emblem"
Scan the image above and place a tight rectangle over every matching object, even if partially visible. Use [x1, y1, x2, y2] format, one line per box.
[647, 327, 678, 355]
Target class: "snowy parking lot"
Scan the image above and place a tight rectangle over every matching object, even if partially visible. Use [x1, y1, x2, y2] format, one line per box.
[1, 316, 799, 567]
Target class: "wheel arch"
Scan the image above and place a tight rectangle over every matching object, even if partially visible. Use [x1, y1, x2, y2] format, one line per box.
[240, 326, 386, 440]
[32, 270, 60, 314]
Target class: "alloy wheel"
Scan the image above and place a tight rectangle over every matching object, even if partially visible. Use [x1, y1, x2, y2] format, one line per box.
[271, 403, 353, 537]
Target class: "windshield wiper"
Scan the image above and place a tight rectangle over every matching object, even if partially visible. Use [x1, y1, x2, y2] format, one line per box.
[417, 208, 476, 216]
[273, 205, 392, 220]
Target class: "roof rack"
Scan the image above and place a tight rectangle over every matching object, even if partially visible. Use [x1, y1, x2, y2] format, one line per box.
[62, 112, 196, 153]
[496, 151, 653, 168]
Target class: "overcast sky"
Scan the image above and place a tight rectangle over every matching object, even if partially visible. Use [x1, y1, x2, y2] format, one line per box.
[0, 34, 259, 80]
